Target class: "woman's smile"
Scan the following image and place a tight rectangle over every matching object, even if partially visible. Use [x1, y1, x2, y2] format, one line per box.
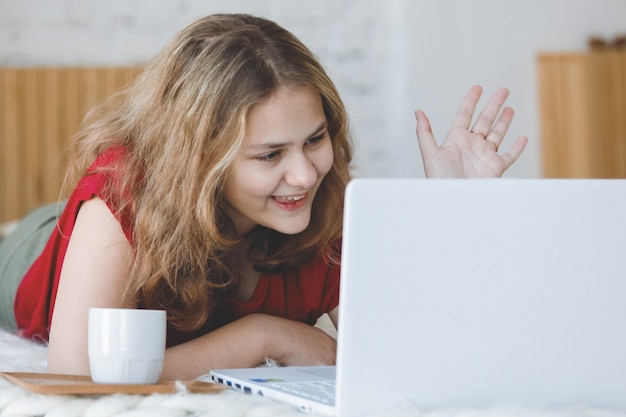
[272, 194, 309, 211]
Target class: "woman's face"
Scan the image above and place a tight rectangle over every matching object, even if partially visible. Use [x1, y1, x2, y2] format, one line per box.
[223, 86, 334, 236]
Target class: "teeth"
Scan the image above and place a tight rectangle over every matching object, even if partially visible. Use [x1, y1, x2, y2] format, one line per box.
[278, 195, 305, 202]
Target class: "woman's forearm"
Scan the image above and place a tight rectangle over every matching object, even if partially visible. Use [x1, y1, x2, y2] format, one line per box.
[161, 313, 336, 380]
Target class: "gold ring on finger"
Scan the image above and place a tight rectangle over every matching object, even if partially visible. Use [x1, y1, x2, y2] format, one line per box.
[469, 130, 487, 140]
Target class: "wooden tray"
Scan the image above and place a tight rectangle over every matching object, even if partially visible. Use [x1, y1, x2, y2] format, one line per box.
[1, 372, 226, 395]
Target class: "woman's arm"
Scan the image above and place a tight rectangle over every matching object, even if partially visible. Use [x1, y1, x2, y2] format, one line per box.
[47, 197, 336, 379]
[163, 313, 336, 379]
[48, 197, 135, 375]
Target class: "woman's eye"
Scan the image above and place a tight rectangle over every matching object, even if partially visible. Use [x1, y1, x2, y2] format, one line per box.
[257, 151, 281, 162]
[306, 134, 326, 146]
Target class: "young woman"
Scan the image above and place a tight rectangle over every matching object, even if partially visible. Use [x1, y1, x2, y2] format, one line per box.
[1, 13, 526, 380]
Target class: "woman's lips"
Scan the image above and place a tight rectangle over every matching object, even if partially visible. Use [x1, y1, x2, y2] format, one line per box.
[272, 194, 308, 210]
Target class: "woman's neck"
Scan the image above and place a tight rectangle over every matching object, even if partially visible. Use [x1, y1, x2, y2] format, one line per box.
[230, 236, 260, 301]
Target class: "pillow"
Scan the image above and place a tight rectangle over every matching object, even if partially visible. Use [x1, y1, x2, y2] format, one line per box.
[0, 220, 19, 242]
[0, 201, 67, 331]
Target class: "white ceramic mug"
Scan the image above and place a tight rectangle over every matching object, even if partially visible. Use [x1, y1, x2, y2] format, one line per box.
[88, 308, 167, 384]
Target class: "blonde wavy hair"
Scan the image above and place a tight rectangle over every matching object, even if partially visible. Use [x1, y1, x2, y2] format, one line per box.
[63, 13, 353, 332]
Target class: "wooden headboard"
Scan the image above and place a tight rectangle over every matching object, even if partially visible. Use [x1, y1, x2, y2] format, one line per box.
[0, 67, 139, 223]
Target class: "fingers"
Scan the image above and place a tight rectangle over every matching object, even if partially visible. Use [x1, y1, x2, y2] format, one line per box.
[500, 135, 529, 169]
[451, 85, 516, 155]
[453, 85, 511, 139]
[415, 86, 527, 175]
[414, 110, 437, 157]
[484, 106, 514, 151]
[451, 85, 484, 130]
[469, 87, 510, 138]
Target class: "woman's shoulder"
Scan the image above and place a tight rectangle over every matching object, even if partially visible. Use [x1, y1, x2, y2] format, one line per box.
[88, 145, 128, 172]
[74, 145, 134, 241]
[73, 146, 126, 198]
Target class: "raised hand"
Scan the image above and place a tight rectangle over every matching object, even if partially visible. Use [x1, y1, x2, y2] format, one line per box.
[414, 85, 528, 178]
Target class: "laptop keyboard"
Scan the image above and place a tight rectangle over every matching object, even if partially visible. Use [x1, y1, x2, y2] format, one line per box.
[267, 380, 335, 405]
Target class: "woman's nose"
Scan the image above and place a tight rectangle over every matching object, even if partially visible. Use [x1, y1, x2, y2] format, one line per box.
[284, 153, 317, 189]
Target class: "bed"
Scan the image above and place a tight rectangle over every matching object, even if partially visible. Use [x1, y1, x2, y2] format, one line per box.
[1, 68, 625, 416]
[1, 323, 622, 417]
[0, 300, 623, 417]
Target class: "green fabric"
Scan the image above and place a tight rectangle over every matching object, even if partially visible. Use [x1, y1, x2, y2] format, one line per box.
[0, 201, 66, 332]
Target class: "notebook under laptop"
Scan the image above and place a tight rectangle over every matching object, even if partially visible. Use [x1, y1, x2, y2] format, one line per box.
[208, 179, 626, 417]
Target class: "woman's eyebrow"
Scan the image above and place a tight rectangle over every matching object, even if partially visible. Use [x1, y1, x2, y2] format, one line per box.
[307, 121, 328, 138]
[247, 121, 328, 150]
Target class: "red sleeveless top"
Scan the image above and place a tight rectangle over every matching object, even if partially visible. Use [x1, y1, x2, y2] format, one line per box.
[14, 147, 340, 344]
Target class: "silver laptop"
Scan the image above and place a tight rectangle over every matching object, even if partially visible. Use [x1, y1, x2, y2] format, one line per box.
[209, 179, 626, 417]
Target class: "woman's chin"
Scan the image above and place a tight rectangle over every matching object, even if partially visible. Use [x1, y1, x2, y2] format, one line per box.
[266, 217, 311, 235]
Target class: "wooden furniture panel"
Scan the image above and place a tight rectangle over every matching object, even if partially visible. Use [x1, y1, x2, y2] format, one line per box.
[538, 52, 626, 178]
[0, 67, 139, 223]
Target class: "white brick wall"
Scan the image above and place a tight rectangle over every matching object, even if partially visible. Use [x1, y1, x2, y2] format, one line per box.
[0, 0, 397, 176]
[2, 0, 626, 178]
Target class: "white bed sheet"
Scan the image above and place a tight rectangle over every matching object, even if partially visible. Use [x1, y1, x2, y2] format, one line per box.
[1, 328, 625, 417]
